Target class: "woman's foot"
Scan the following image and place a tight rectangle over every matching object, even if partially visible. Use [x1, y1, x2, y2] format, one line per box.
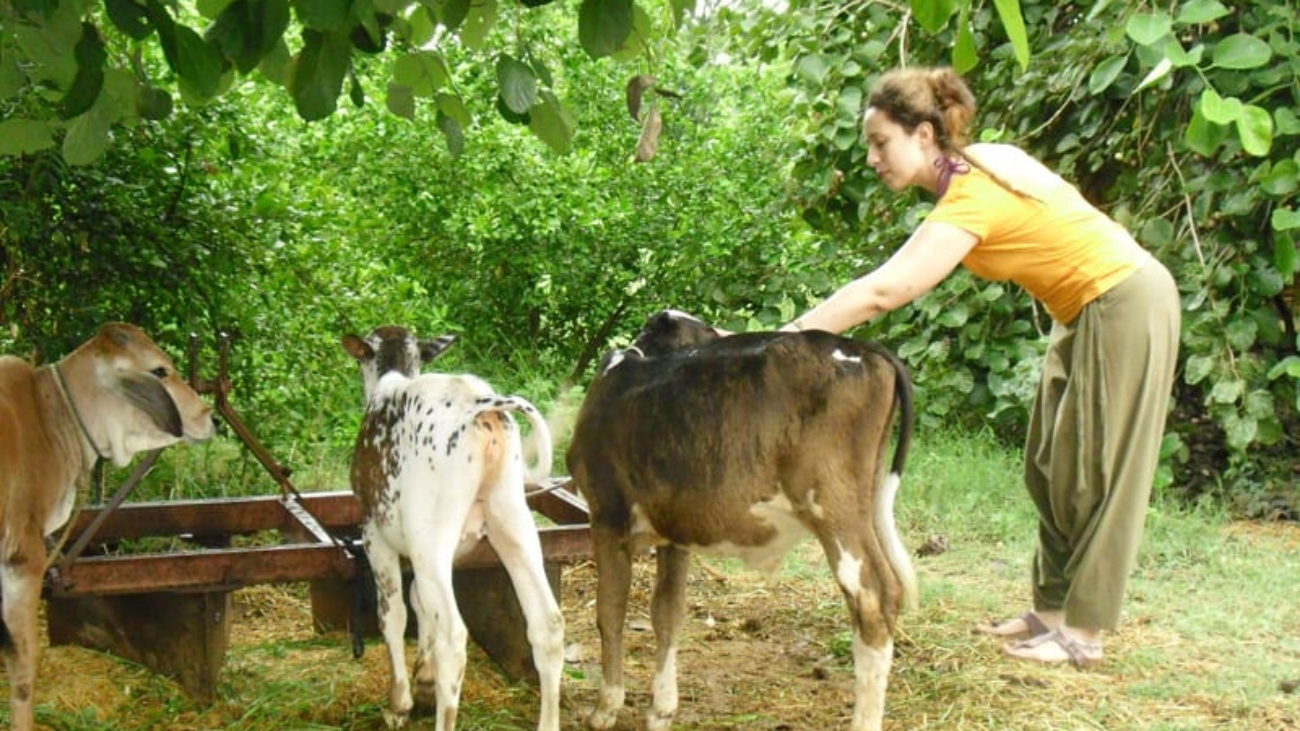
[973, 610, 1058, 640]
[1002, 628, 1103, 669]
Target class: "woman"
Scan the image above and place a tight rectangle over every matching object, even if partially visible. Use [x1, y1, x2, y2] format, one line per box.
[782, 66, 1180, 667]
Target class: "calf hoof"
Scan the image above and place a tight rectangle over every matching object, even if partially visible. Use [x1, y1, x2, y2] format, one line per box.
[413, 680, 438, 713]
[647, 708, 676, 731]
[586, 706, 619, 730]
[381, 708, 410, 729]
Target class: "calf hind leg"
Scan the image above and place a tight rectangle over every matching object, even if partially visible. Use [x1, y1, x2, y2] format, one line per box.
[408, 559, 468, 731]
[587, 524, 635, 730]
[1, 562, 43, 731]
[825, 540, 895, 731]
[364, 534, 414, 729]
[648, 545, 691, 731]
[484, 491, 565, 731]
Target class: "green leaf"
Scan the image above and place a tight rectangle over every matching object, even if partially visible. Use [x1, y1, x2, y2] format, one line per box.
[173, 24, 225, 98]
[1197, 88, 1241, 125]
[1209, 377, 1244, 404]
[529, 90, 574, 154]
[1276, 107, 1300, 135]
[795, 54, 830, 87]
[1089, 55, 1126, 95]
[0, 52, 23, 98]
[288, 29, 351, 121]
[1274, 230, 1297, 278]
[910, 0, 959, 34]
[0, 118, 56, 155]
[1161, 36, 1199, 67]
[1185, 354, 1214, 385]
[393, 52, 448, 97]
[437, 110, 464, 156]
[497, 54, 537, 115]
[1267, 355, 1300, 380]
[990, 0, 1029, 70]
[1220, 410, 1256, 450]
[10, 0, 81, 88]
[610, 3, 650, 62]
[952, 6, 977, 74]
[1175, 0, 1229, 25]
[1225, 318, 1257, 350]
[1235, 104, 1273, 156]
[1258, 162, 1297, 199]
[460, 0, 497, 50]
[207, 0, 290, 74]
[436, 91, 471, 128]
[579, 0, 633, 59]
[1211, 33, 1271, 70]
[1125, 11, 1171, 47]
[296, 0, 350, 31]
[1273, 208, 1300, 232]
[62, 104, 111, 166]
[385, 82, 414, 119]
[1184, 106, 1227, 155]
[61, 22, 106, 119]
[440, 0, 470, 32]
[1133, 57, 1171, 94]
[105, 0, 153, 40]
[136, 84, 173, 120]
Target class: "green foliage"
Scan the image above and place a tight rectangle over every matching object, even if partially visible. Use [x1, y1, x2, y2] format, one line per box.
[2, 0, 1296, 514]
[1, 0, 1028, 163]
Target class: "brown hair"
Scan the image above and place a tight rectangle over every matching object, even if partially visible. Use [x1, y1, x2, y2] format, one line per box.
[866, 67, 977, 151]
[867, 66, 1039, 199]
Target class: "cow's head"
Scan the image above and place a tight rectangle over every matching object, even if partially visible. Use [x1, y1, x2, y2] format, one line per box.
[630, 310, 724, 358]
[342, 325, 456, 400]
[70, 322, 216, 465]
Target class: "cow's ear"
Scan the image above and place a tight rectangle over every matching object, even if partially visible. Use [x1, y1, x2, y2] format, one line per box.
[341, 334, 372, 362]
[419, 334, 456, 363]
[116, 372, 184, 437]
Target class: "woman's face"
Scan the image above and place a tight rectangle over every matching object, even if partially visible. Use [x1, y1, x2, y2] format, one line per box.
[863, 107, 939, 193]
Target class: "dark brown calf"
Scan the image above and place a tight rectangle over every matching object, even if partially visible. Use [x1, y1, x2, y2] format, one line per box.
[566, 310, 916, 731]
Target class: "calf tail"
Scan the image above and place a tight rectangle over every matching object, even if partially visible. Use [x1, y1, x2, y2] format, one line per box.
[478, 395, 555, 486]
[874, 356, 918, 613]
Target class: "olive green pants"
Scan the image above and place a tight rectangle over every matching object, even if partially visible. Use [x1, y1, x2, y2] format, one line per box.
[1023, 260, 1181, 631]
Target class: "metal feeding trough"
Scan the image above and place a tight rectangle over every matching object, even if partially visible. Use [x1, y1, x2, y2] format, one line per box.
[41, 332, 591, 704]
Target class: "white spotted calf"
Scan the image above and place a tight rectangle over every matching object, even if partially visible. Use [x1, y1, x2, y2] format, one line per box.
[342, 326, 564, 731]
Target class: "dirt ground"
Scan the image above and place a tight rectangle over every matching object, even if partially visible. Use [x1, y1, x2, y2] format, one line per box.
[15, 528, 1300, 730]
[19, 547, 890, 730]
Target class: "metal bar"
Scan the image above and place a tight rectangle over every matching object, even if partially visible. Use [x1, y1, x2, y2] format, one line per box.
[59, 491, 362, 543]
[58, 449, 163, 575]
[49, 525, 591, 598]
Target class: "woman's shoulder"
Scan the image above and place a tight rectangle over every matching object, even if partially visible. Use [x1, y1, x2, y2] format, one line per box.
[966, 142, 1040, 167]
[965, 143, 1069, 199]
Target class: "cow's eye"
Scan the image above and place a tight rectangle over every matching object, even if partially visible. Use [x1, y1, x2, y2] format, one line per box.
[150, 367, 169, 379]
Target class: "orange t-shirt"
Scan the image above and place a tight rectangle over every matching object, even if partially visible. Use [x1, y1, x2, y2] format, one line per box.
[925, 144, 1149, 324]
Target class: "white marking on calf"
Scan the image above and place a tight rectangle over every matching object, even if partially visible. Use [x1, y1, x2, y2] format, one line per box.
[684, 493, 809, 573]
[832, 348, 863, 364]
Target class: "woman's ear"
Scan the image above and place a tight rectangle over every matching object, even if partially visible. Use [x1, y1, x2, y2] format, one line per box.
[916, 120, 938, 147]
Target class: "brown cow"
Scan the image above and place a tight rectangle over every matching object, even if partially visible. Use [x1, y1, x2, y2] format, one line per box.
[0, 323, 215, 731]
[567, 310, 917, 731]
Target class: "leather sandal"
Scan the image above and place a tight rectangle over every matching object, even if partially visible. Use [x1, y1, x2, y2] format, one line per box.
[1002, 629, 1102, 669]
[973, 611, 1050, 641]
